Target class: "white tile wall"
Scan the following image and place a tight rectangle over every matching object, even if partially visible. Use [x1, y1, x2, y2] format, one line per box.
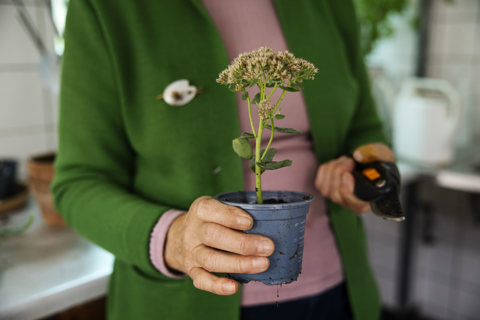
[455, 286, 480, 319]
[0, 4, 41, 64]
[365, 3, 480, 318]
[433, 0, 479, 22]
[364, 180, 480, 319]
[427, 0, 480, 145]
[0, 134, 50, 179]
[0, 1, 58, 181]
[363, 212, 402, 307]
[421, 280, 451, 319]
[375, 272, 397, 307]
[412, 3, 480, 315]
[0, 72, 47, 129]
[368, 0, 480, 145]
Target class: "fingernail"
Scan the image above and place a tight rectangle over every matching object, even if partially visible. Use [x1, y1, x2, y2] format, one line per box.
[237, 216, 252, 228]
[353, 150, 363, 162]
[253, 257, 269, 269]
[223, 281, 236, 293]
[259, 240, 274, 255]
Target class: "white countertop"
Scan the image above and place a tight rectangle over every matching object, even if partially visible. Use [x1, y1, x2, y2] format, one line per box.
[0, 199, 114, 320]
[435, 151, 480, 193]
[398, 147, 480, 193]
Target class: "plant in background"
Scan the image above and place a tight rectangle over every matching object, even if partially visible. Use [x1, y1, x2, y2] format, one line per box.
[217, 47, 318, 204]
[354, 0, 455, 56]
[354, 0, 410, 55]
[0, 213, 34, 236]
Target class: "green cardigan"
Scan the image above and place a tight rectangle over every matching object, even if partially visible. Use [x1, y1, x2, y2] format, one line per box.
[52, 0, 387, 319]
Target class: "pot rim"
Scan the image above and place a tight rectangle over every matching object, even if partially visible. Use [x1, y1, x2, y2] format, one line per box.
[215, 190, 313, 210]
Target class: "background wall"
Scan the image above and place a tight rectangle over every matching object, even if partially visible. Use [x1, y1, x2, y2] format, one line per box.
[368, 0, 480, 147]
[364, 1, 480, 319]
[428, 0, 480, 146]
[0, 0, 58, 180]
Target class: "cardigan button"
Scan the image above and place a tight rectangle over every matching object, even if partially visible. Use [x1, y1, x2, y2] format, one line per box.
[157, 79, 200, 106]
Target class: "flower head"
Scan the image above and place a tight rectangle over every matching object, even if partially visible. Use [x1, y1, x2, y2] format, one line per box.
[257, 99, 274, 119]
[217, 47, 318, 92]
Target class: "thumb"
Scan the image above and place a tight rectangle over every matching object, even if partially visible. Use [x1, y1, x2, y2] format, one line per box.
[353, 143, 395, 163]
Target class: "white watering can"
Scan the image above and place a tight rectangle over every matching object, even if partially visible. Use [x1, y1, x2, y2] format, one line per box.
[393, 78, 462, 166]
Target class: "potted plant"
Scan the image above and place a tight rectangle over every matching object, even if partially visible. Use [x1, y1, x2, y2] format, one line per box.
[0, 213, 34, 236]
[215, 47, 317, 285]
[27, 152, 66, 227]
[0, 159, 29, 224]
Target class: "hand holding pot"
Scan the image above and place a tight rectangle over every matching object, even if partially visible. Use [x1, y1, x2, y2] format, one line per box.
[164, 196, 275, 295]
[315, 143, 395, 213]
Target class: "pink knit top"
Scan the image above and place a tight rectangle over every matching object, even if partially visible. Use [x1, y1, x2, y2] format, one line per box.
[150, 0, 343, 307]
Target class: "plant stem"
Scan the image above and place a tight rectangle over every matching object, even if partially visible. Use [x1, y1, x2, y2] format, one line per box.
[260, 81, 266, 101]
[261, 118, 275, 161]
[246, 95, 256, 137]
[255, 120, 264, 204]
[266, 83, 277, 100]
[274, 89, 287, 113]
[254, 80, 270, 203]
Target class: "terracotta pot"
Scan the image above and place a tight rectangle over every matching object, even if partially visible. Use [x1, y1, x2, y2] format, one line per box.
[27, 152, 66, 227]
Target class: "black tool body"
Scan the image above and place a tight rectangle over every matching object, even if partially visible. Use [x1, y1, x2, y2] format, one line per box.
[352, 160, 405, 221]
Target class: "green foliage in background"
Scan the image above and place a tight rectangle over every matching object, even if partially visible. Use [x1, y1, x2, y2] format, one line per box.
[354, 0, 455, 56]
[0, 213, 34, 236]
[354, 0, 410, 56]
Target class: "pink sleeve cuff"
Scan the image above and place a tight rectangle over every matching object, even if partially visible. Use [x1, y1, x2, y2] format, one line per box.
[149, 209, 187, 279]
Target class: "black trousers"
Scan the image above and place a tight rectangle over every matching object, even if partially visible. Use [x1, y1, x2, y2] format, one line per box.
[240, 282, 354, 320]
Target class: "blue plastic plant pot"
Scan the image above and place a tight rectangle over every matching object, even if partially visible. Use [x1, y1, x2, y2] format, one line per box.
[214, 190, 313, 285]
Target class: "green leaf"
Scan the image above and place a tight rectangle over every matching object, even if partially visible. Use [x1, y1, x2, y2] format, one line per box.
[257, 160, 292, 171]
[232, 137, 253, 159]
[264, 125, 301, 134]
[249, 148, 277, 173]
[240, 132, 255, 139]
[279, 85, 300, 92]
[275, 114, 286, 120]
[241, 91, 249, 101]
[252, 93, 261, 104]
[249, 158, 255, 173]
[261, 148, 277, 162]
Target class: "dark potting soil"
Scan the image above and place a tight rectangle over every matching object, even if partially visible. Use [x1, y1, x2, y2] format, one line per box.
[261, 194, 312, 204]
[32, 153, 56, 163]
[262, 198, 287, 204]
[224, 198, 313, 204]
[222, 198, 287, 204]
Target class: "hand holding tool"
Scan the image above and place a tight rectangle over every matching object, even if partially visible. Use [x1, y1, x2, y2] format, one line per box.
[352, 160, 405, 221]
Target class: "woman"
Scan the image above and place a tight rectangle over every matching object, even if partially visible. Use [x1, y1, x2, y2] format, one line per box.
[52, 0, 394, 319]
